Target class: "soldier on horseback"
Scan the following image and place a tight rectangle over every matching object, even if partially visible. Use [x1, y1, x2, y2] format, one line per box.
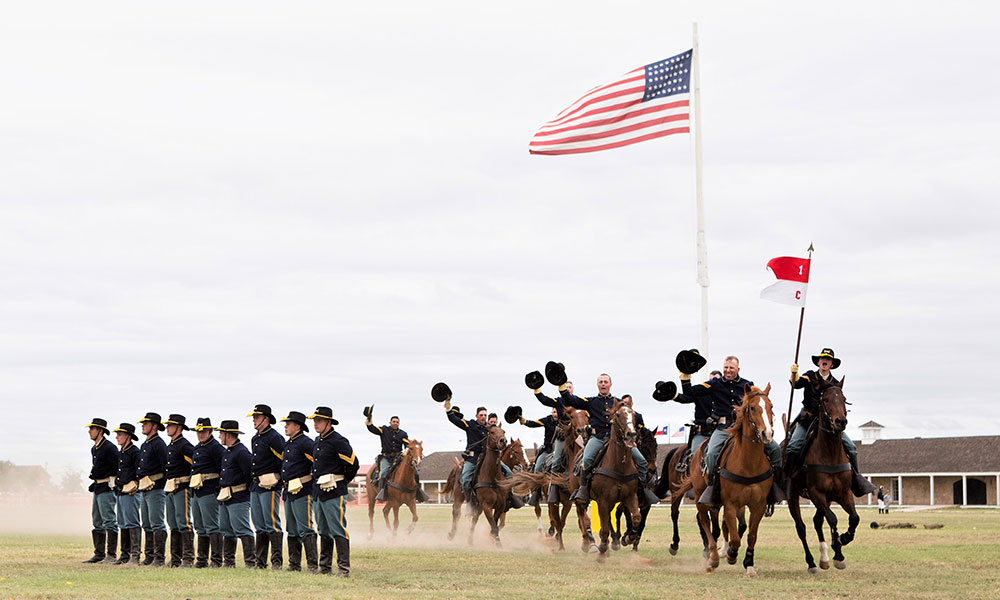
[443, 399, 513, 502]
[510, 406, 558, 507]
[664, 350, 713, 473]
[785, 348, 874, 497]
[365, 407, 427, 503]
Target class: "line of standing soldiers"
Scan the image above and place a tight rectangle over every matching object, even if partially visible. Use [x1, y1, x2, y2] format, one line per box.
[83, 405, 360, 577]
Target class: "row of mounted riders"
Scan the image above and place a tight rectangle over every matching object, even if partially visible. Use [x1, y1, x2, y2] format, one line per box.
[370, 350, 872, 574]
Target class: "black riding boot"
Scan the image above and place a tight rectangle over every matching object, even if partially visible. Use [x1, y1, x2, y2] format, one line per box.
[507, 491, 525, 510]
[375, 478, 388, 502]
[209, 533, 223, 568]
[302, 533, 318, 573]
[114, 529, 131, 564]
[240, 535, 257, 568]
[849, 454, 875, 496]
[768, 469, 787, 504]
[268, 531, 284, 569]
[698, 471, 721, 506]
[319, 536, 334, 575]
[83, 530, 106, 563]
[168, 529, 182, 567]
[103, 530, 118, 563]
[286, 536, 302, 571]
[254, 532, 268, 569]
[128, 528, 142, 565]
[222, 536, 237, 568]
[414, 471, 429, 503]
[181, 531, 195, 567]
[547, 482, 560, 503]
[527, 488, 541, 508]
[142, 530, 155, 565]
[573, 469, 591, 503]
[153, 530, 167, 567]
[333, 535, 350, 578]
[195, 535, 210, 568]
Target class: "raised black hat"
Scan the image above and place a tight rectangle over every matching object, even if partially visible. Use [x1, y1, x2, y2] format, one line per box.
[504, 405, 523, 424]
[85, 417, 110, 434]
[113, 422, 138, 441]
[217, 420, 244, 435]
[652, 380, 678, 402]
[525, 371, 544, 390]
[246, 404, 277, 425]
[431, 382, 452, 403]
[193, 418, 214, 432]
[280, 410, 310, 433]
[812, 348, 841, 370]
[544, 361, 567, 386]
[138, 412, 166, 431]
[308, 406, 339, 425]
[676, 349, 708, 375]
[362, 405, 373, 419]
[164, 414, 190, 431]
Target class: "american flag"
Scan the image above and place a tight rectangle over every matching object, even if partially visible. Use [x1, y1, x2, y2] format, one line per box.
[529, 50, 692, 155]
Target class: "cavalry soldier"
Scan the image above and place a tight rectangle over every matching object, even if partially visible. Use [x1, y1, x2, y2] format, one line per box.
[665, 349, 713, 472]
[488, 412, 500, 427]
[217, 420, 257, 568]
[557, 372, 655, 504]
[279, 411, 318, 573]
[136, 412, 168, 566]
[680, 356, 783, 505]
[786, 348, 875, 497]
[444, 401, 513, 500]
[163, 414, 195, 567]
[514, 406, 558, 507]
[247, 404, 285, 569]
[309, 406, 361, 577]
[365, 407, 410, 502]
[529, 373, 574, 503]
[83, 418, 119, 564]
[112, 422, 141, 565]
[190, 418, 225, 568]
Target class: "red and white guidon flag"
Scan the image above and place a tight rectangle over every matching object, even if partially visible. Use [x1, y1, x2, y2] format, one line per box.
[760, 256, 810, 307]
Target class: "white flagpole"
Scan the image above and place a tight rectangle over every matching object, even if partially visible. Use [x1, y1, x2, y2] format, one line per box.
[692, 23, 710, 373]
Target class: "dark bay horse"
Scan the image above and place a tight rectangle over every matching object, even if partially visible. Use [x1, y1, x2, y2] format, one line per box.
[611, 424, 658, 551]
[367, 440, 423, 538]
[590, 401, 641, 562]
[786, 377, 860, 573]
[442, 425, 509, 546]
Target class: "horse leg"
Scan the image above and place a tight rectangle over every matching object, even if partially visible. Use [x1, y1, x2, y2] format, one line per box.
[722, 503, 741, 565]
[550, 501, 566, 551]
[669, 495, 681, 555]
[534, 504, 543, 536]
[742, 500, 766, 578]
[391, 504, 400, 537]
[482, 500, 501, 548]
[406, 499, 418, 534]
[468, 507, 481, 546]
[838, 494, 860, 548]
[447, 498, 461, 541]
[624, 493, 641, 550]
[596, 501, 612, 561]
[611, 504, 622, 551]
[696, 504, 719, 572]
[813, 493, 844, 569]
[812, 502, 830, 569]
[382, 502, 392, 533]
[367, 493, 376, 540]
[737, 509, 747, 539]
[633, 505, 650, 551]
[696, 511, 709, 557]
[719, 508, 730, 558]
[787, 495, 818, 573]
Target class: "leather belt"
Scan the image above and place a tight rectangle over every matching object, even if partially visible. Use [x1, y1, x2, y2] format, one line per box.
[94, 477, 112, 484]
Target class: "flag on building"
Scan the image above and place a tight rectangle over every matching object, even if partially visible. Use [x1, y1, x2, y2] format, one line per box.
[671, 425, 686, 439]
[760, 256, 811, 307]
[529, 49, 693, 155]
[653, 425, 669, 436]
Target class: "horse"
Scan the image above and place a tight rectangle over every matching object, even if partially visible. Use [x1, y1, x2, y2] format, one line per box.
[786, 377, 861, 573]
[366, 440, 423, 539]
[610, 424, 659, 551]
[589, 401, 641, 562]
[442, 425, 509, 546]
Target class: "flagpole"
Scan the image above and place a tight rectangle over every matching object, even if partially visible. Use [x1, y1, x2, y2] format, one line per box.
[692, 23, 709, 373]
[783, 243, 814, 443]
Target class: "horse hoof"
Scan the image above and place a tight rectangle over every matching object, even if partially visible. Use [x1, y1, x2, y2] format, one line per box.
[669, 545, 678, 556]
[833, 560, 846, 570]
[746, 566, 757, 578]
[808, 566, 819, 575]
[611, 540, 620, 551]
[727, 555, 738, 565]
[588, 544, 599, 554]
[819, 561, 830, 570]
[710, 557, 720, 569]
[446, 531, 455, 541]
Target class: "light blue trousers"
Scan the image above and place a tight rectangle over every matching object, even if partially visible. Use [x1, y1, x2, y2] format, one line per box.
[582, 436, 648, 481]
[314, 495, 349, 540]
[140, 489, 166, 532]
[250, 489, 283, 534]
[550, 438, 566, 472]
[459, 460, 513, 489]
[533, 450, 552, 473]
[703, 428, 782, 480]
[165, 488, 192, 532]
[788, 422, 858, 459]
[191, 493, 220, 536]
[92, 491, 117, 531]
[284, 493, 316, 538]
[116, 493, 140, 529]
[219, 500, 253, 537]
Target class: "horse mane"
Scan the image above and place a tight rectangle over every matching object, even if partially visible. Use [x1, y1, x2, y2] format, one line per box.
[637, 426, 658, 462]
[731, 385, 772, 434]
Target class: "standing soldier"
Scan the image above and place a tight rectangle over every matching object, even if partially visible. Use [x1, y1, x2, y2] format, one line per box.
[83, 418, 119, 564]
[309, 406, 360, 577]
[365, 407, 427, 502]
[163, 414, 195, 567]
[513, 407, 558, 507]
[136, 412, 168, 566]
[279, 411, 318, 573]
[247, 404, 285, 570]
[112, 422, 141, 565]
[217, 420, 257, 568]
[190, 418, 225, 568]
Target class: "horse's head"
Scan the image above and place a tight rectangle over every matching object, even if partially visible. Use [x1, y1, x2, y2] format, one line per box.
[637, 425, 658, 462]
[486, 424, 507, 452]
[504, 438, 529, 471]
[567, 407, 589, 432]
[609, 400, 638, 449]
[815, 376, 848, 434]
[738, 383, 774, 445]
[406, 439, 423, 468]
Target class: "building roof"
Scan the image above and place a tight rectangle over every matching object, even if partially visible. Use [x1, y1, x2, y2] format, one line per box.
[857, 435, 1000, 473]
[420, 451, 465, 480]
[858, 420, 884, 429]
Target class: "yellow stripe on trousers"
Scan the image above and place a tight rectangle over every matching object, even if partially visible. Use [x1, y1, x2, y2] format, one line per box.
[270, 491, 277, 530]
[339, 496, 348, 540]
[184, 489, 191, 529]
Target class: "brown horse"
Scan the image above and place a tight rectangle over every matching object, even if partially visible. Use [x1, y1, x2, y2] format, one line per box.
[689, 384, 774, 576]
[366, 440, 423, 538]
[443, 425, 510, 546]
[589, 401, 641, 562]
[786, 377, 860, 573]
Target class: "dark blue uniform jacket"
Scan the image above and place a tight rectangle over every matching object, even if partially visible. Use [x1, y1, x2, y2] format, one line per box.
[90, 436, 119, 494]
[447, 408, 490, 463]
[191, 437, 225, 498]
[681, 376, 755, 427]
[311, 430, 360, 501]
[250, 426, 285, 493]
[281, 432, 315, 500]
[524, 415, 558, 453]
[137, 434, 168, 490]
[115, 442, 139, 495]
[560, 391, 618, 439]
[367, 422, 410, 455]
[220, 441, 252, 504]
[165, 436, 194, 491]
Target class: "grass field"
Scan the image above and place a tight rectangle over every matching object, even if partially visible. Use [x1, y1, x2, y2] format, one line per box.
[1, 503, 998, 599]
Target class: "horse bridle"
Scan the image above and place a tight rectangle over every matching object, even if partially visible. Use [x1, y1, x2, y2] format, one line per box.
[817, 386, 848, 434]
[742, 391, 770, 444]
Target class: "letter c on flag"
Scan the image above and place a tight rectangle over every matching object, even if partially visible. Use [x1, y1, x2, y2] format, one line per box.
[795, 290, 801, 300]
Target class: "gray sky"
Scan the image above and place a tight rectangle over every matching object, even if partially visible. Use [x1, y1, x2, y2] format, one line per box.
[2, 1, 998, 477]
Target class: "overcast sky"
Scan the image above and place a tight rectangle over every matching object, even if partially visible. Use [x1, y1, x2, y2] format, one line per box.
[2, 1, 998, 477]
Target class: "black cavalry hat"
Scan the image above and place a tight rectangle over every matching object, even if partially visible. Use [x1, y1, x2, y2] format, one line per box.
[217, 420, 244, 435]
[524, 370, 545, 390]
[811, 348, 841, 369]
[113, 422, 139, 441]
[86, 417, 110, 434]
[308, 406, 339, 425]
[280, 411, 310, 433]
[652, 380, 678, 402]
[676, 349, 708, 375]
[246, 404, 277, 425]
[138, 412, 166, 431]
[362, 405, 374, 419]
[193, 418, 214, 432]
[504, 405, 523, 424]
[544, 361, 567, 386]
[164, 414, 191, 431]
[431, 382, 452, 403]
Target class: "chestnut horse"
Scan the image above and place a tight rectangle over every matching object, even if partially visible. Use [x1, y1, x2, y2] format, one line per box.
[366, 440, 423, 539]
[443, 425, 510, 546]
[688, 384, 774, 576]
[589, 401, 641, 562]
[786, 377, 861, 573]
[611, 424, 659, 551]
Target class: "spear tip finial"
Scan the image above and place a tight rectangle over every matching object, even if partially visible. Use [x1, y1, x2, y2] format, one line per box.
[807, 242, 814, 253]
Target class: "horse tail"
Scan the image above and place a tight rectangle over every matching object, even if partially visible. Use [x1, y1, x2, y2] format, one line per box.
[442, 458, 461, 495]
[497, 470, 545, 495]
[653, 447, 678, 498]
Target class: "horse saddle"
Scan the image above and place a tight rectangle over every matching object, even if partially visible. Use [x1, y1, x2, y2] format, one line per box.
[674, 446, 692, 473]
[571, 447, 586, 477]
